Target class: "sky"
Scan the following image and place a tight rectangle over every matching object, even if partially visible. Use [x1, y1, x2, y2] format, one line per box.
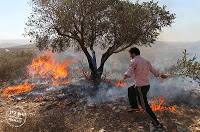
[0, 0, 31, 40]
[0, 0, 199, 42]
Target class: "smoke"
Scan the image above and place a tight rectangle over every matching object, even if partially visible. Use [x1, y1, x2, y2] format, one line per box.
[86, 76, 200, 107]
[36, 46, 200, 107]
[87, 83, 128, 106]
[85, 44, 200, 107]
[11, 44, 199, 107]
[150, 77, 200, 106]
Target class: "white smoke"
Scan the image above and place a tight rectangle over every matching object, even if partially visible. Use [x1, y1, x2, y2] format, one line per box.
[47, 43, 200, 107]
[87, 83, 128, 106]
[86, 43, 200, 106]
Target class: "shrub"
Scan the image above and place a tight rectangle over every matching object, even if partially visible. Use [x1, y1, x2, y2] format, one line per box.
[173, 49, 200, 83]
[0, 50, 34, 83]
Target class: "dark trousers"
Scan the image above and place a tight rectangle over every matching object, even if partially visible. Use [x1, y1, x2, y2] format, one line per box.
[128, 85, 160, 125]
[128, 85, 140, 109]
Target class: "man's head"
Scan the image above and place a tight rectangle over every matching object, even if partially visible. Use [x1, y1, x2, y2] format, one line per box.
[129, 47, 140, 58]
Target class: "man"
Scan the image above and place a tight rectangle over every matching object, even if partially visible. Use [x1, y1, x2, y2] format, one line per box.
[123, 47, 168, 128]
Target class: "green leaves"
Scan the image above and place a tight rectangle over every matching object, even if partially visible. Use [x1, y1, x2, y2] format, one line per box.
[174, 50, 200, 82]
[27, 0, 175, 52]
[26, 0, 175, 79]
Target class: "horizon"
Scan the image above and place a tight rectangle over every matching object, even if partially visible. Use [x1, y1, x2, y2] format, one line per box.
[0, 39, 199, 44]
[0, 39, 199, 49]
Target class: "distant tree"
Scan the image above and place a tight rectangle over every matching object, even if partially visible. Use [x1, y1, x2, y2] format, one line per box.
[172, 49, 200, 83]
[26, 0, 175, 82]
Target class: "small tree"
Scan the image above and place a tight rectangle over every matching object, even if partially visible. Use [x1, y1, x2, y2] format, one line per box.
[173, 49, 200, 82]
[26, 0, 175, 82]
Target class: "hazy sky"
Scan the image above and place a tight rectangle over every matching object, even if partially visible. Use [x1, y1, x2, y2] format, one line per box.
[0, 0, 31, 40]
[0, 0, 199, 42]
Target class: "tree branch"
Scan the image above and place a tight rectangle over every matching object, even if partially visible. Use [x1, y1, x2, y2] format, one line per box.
[113, 43, 133, 53]
[54, 27, 79, 41]
[113, 29, 144, 53]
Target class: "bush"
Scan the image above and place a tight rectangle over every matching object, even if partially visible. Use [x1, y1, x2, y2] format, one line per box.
[173, 49, 200, 83]
[0, 50, 34, 83]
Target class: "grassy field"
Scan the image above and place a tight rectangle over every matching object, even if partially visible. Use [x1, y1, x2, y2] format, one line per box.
[0, 45, 35, 84]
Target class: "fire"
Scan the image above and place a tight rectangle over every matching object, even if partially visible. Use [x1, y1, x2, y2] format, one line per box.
[114, 80, 127, 87]
[150, 96, 176, 111]
[27, 51, 73, 85]
[2, 51, 74, 96]
[2, 82, 35, 96]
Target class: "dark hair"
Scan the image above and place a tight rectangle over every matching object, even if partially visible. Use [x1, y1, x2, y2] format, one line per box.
[129, 47, 140, 55]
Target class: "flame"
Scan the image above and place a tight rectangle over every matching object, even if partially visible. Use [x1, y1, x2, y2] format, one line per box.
[150, 96, 176, 111]
[114, 80, 127, 87]
[2, 51, 73, 96]
[27, 51, 73, 85]
[2, 82, 35, 95]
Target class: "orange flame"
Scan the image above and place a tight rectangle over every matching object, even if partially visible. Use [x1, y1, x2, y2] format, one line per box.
[2, 82, 35, 95]
[150, 96, 176, 111]
[27, 51, 73, 85]
[2, 51, 74, 96]
[115, 80, 127, 87]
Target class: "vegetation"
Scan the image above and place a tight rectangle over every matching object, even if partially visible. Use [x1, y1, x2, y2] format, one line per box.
[26, 0, 175, 82]
[173, 49, 200, 83]
[0, 51, 34, 83]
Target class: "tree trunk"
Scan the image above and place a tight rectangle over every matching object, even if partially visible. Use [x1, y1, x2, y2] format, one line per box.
[90, 58, 103, 83]
[89, 48, 113, 83]
[90, 67, 103, 83]
[80, 42, 112, 83]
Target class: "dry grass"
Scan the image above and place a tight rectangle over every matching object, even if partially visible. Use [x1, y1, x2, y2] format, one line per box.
[0, 49, 34, 83]
[0, 99, 199, 132]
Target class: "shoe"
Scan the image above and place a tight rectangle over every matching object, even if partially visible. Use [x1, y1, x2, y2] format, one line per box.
[150, 123, 165, 132]
[153, 123, 166, 131]
[154, 123, 164, 128]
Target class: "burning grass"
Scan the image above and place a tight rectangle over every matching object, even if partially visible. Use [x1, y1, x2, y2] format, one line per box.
[27, 51, 73, 86]
[27, 51, 72, 80]
[2, 82, 35, 96]
[1, 51, 73, 96]
[114, 80, 127, 87]
[1, 49, 177, 112]
[150, 96, 176, 111]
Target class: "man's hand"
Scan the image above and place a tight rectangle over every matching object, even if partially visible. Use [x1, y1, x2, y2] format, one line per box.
[123, 75, 130, 80]
[160, 73, 170, 79]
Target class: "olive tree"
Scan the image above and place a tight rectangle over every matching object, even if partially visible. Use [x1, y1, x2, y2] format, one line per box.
[26, 0, 175, 82]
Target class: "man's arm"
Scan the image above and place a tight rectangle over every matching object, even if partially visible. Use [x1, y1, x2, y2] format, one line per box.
[123, 60, 136, 80]
[148, 61, 160, 77]
[148, 61, 169, 79]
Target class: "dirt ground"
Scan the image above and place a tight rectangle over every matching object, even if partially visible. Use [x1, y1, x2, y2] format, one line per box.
[0, 97, 200, 132]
